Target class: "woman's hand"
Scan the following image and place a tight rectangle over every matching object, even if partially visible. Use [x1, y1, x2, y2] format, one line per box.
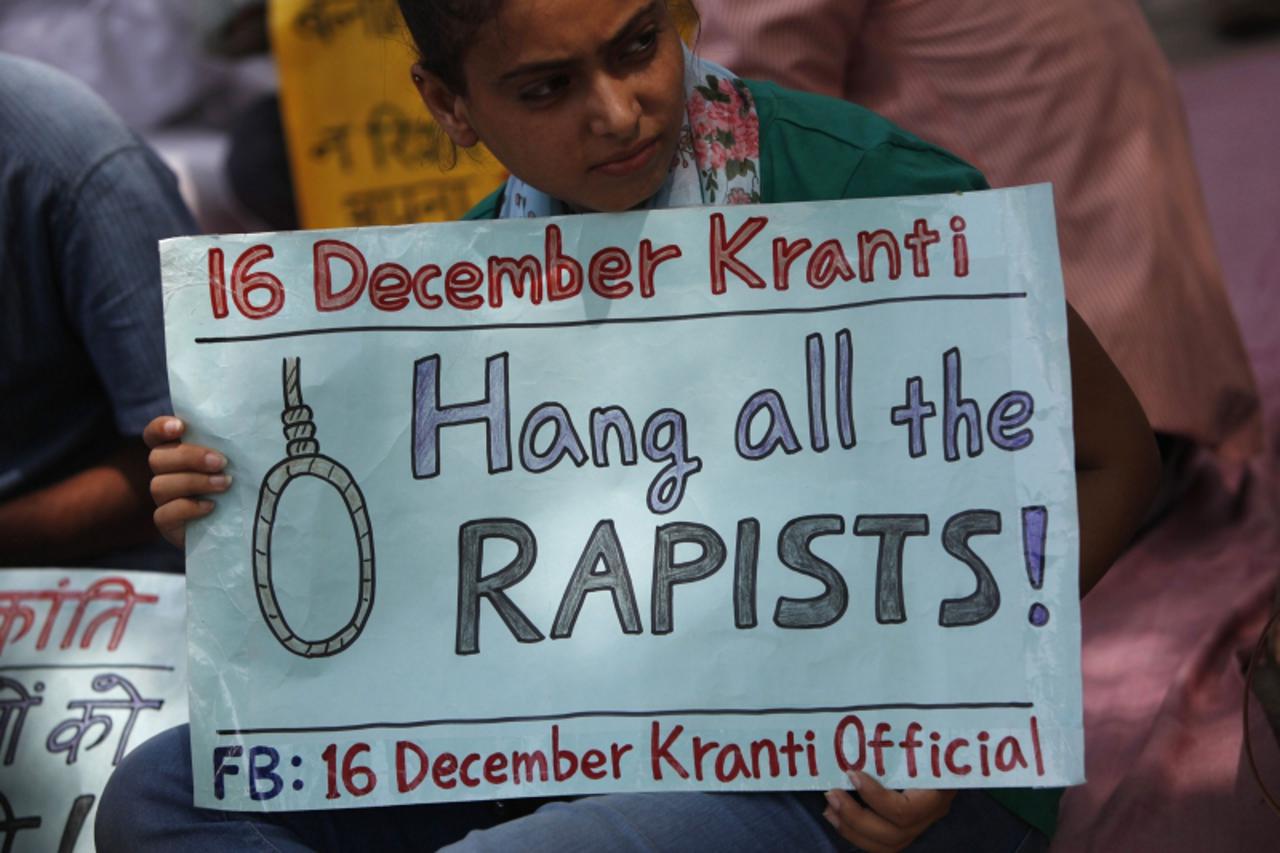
[823, 771, 956, 853]
[143, 416, 231, 547]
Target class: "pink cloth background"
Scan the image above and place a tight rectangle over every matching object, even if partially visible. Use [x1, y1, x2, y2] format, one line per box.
[1056, 46, 1280, 852]
[697, 3, 1280, 847]
[696, 0, 1262, 459]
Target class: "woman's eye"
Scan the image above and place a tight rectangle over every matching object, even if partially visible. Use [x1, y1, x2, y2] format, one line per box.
[622, 29, 658, 59]
[519, 75, 569, 103]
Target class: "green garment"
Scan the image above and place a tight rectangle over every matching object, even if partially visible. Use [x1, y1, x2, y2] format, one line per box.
[465, 78, 988, 219]
[463, 78, 1062, 839]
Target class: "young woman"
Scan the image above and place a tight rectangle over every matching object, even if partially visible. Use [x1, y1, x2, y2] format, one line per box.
[100, 1, 1160, 850]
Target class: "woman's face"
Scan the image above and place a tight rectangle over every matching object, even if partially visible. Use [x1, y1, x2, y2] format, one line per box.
[417, 0, 687, 213]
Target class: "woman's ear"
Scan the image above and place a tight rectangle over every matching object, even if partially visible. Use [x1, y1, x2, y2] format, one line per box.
[411, 63, 480, 148]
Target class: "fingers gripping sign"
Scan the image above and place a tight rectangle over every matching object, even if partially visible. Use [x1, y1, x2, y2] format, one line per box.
[145, 416, 231, 548]
[823, 770, 956, 853]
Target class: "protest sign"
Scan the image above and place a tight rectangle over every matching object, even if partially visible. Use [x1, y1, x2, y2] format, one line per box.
[269, 0, 508, 228]
[162, 185, 1081, 811]
[0, 569, 188, 852]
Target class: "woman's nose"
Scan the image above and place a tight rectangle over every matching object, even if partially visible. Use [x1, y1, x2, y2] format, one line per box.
[587, 74, 641, 139]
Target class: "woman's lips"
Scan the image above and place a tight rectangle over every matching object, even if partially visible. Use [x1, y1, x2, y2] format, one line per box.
[591, 137, 660, 177]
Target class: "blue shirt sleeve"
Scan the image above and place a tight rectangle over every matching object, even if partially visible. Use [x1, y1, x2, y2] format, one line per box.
[56, 144, 197, 436]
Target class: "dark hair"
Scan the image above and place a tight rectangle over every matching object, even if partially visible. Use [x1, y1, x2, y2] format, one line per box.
[397, 0, 502, 94]
[397, 0, 700, 94]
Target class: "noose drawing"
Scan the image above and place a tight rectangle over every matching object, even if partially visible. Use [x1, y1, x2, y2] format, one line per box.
[252, 357, 375, 657]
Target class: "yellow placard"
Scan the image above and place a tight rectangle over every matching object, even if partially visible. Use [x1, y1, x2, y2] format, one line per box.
[270, 0, 508, 228]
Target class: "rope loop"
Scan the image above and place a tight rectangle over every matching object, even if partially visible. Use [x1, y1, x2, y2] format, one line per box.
[251, 357, 376, 658]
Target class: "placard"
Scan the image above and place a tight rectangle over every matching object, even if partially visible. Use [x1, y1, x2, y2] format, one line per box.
[162, 185, 1081, 811]
[269, 0, 508, 228]
[0, 569, 188, 851]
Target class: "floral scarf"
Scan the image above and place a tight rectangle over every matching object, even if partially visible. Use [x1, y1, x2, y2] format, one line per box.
[498, 46, 761, 219]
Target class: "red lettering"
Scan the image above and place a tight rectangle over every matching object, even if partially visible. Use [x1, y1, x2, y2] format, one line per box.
[432, 752, 459, 789]
[588, 246, 633, 299]
[709, 212, 768, 294]
[369, 262, 411, 311]
[313, 240, 367, 312]
[1030, 715, 1045, 776]
[804, 730, 818, 777]
[857, 229, 902, 282]
[771, 236, 811, 291]
[445, 261, 484, 310]
[610, 741, 633, 779]
[780, 730, 805, 777]
[545, 225, 582, 300]
[208, 248, 228, 318]
[511, 750, 549, 783]
[323, 743, 340, 800]
[395, 740, 429, 793]
[340, 744, 376, 796]
[904, 218, 940, 277]
[869, 722, 894, 775]
[230, 244, 285, 319]
[978, 731, 991, 777]
[488, 255, 543, 308]
[750, 738, 780, 778]
[412, 264, 443, 309]
[944, 738, 972, 775]
[833, 714, 867, 772]
[581, 749, 607, 780]
[552, 725, 578, 782]
[483, 751, 508, 785]
[994, 737, 1028, 773]
[459, 753, 482, 787]
[806, 239, 855, 289]
[692, 737, 718, 782]
[650, 722, 688, 780]
[715, 744, 751, 782]
[951, 216, 969, 277]
[898, 722, 923, 778]
[638, 239, 681, 297]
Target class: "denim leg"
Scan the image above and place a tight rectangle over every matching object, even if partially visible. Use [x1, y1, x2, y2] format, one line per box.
[442, 789, 1045, 853]
[441, 791, 844, 853]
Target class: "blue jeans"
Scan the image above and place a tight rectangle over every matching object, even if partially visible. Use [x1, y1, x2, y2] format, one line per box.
[97, 726, 1047, 852]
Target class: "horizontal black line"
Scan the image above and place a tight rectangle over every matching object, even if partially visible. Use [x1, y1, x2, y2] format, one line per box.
[217, 701, 1034, 736]
[194, 292, 1027, 344]
[0, 663, 175, 672]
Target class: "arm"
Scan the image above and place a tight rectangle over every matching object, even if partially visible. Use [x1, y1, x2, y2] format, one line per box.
[694, 0, 867, 96]
[0, 143, 194, 565]
[1068, 303, 1161, 595]
[0, 440, 155, 565]
[10, 141, 199, 564]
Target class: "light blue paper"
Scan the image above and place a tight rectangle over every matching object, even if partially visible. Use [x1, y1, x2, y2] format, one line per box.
[161, 185, 1081, 811]
[0, 568, 188, 852]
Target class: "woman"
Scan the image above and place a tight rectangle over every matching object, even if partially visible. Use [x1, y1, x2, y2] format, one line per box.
[102, 1, 1159, 850]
